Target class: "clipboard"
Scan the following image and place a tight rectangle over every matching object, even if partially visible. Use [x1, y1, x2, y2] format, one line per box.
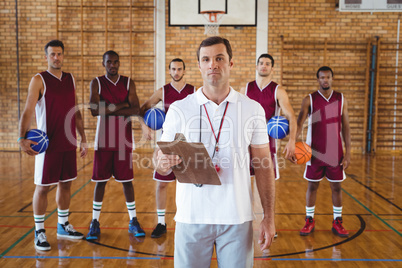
[157, 133, 221, 185]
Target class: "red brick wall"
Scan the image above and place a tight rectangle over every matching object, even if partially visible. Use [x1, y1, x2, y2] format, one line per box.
[1, 1, 19, 150]
[1, 0, 401, 152]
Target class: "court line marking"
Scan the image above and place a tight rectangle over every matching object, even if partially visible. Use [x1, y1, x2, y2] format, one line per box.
[17, 185, 57, 212]
[85, 214, 365, 259]
[0, 216, 32, 218]
[256, 215, 365, 258]
[0, 201, 398, 260]
[2, 256, 161, 260]
[16, 161, 92, 213]
[3, 255, 401, 262]
[269, 258, 402, 262]
[19, 211, 401, 217]
[86, 240, 174, 258]
[346, 172, 402, 212]
[342, 188, 402, 237]
[1, 224, 401, 233]
[0, 178, 92, 259]
[19, 211, 401, 216]
[1, 165, 399, 259]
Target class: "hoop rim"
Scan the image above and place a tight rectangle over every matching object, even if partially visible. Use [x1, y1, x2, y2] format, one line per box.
[200, 10, 226, 15]
[201, 10, 225, 24]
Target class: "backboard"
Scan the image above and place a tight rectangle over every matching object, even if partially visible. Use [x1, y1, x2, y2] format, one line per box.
[169, 0, 257, 27]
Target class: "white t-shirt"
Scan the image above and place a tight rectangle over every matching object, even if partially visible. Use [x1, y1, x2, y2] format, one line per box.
[160, 87, 269, 224]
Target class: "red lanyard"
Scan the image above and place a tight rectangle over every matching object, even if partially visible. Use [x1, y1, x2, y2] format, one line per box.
[203, 102, 229, 152]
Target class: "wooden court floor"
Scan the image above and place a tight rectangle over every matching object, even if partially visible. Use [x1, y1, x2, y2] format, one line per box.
[0, 151, 401, 267]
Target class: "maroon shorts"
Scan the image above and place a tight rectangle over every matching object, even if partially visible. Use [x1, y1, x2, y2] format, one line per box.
[304, 163, 346, 182]
[153, 170, 176, 182]
[92, 150, 133, 182]
[34, 150, 77, 186]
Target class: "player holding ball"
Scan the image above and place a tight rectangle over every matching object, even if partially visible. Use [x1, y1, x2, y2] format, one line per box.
[18, 40, 88, 251]
[296, 66, 351, 237]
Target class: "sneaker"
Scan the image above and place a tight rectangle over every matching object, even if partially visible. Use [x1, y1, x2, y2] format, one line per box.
[274, 232, 278, 238]
[151, 223, 167, 238]
[57, 221, 84, 239]
[34, 229, 51, 251]
[128, 217, 145, 237]
[86, 219, 101, 240]
[332, 217, 349, 237]
[300, 216, 315, 236]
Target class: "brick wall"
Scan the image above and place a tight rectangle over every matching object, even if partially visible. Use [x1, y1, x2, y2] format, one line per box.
[1, 0, 401, 152]
[267, 1, 402, 153]
[0, 1, 18, 150]
[165, 0, 402, 153]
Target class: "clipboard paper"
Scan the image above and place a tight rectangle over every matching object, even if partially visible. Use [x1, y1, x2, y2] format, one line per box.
[157, 137, 221, 185]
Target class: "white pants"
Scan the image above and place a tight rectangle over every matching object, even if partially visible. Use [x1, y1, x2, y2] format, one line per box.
[174, 221, 253, 268]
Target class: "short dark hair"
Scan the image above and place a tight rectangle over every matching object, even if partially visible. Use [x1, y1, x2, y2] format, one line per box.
[44, 40, 64, 55]
[257, 53, 274, 67]
[169, 58, 185, 70]
[197, 36, 233, 62]
[316, 66, 334, 78]
[103, 50, 119, 62]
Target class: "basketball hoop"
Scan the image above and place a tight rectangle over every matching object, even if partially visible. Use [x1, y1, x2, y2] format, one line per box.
[201, 11, 225, 36]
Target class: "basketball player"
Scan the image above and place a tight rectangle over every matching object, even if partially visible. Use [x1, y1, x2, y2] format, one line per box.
[155, 36, 275, 268]
[240, 53, 297, 174]
[140, 58, 195, 238]
[86, 50, 144, 240]
[18, 40, 88, 251]
[241, 53, 297, 238]
[296, 66, 351, 237]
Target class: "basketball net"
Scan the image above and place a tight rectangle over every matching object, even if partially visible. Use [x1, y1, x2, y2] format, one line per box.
[201, 11, 224, 36]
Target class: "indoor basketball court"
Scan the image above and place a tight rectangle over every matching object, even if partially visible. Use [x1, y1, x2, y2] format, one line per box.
[0, 0, 401, 267]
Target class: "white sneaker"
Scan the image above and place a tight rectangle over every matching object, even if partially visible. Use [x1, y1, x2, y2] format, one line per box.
[34, 229, 51, 251]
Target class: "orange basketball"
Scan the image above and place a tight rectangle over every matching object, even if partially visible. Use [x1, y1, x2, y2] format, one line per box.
[294, 142, 312, 165]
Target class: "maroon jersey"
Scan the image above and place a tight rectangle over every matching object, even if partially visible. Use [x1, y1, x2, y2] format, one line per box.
[163, 83, 195, 113]
[36, 71, 77, 152]
[95, 75, 133, 151]
[245, 80, 279, 121]
[153, 83, 195, 182]
[246, 80, 280, 154]
[307, 90, 344, 167]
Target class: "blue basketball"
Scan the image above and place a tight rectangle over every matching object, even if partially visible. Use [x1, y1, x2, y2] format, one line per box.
[267, 116, 289, 139]
[26, 129, 49, 153]
[144, 108, 166, 130]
